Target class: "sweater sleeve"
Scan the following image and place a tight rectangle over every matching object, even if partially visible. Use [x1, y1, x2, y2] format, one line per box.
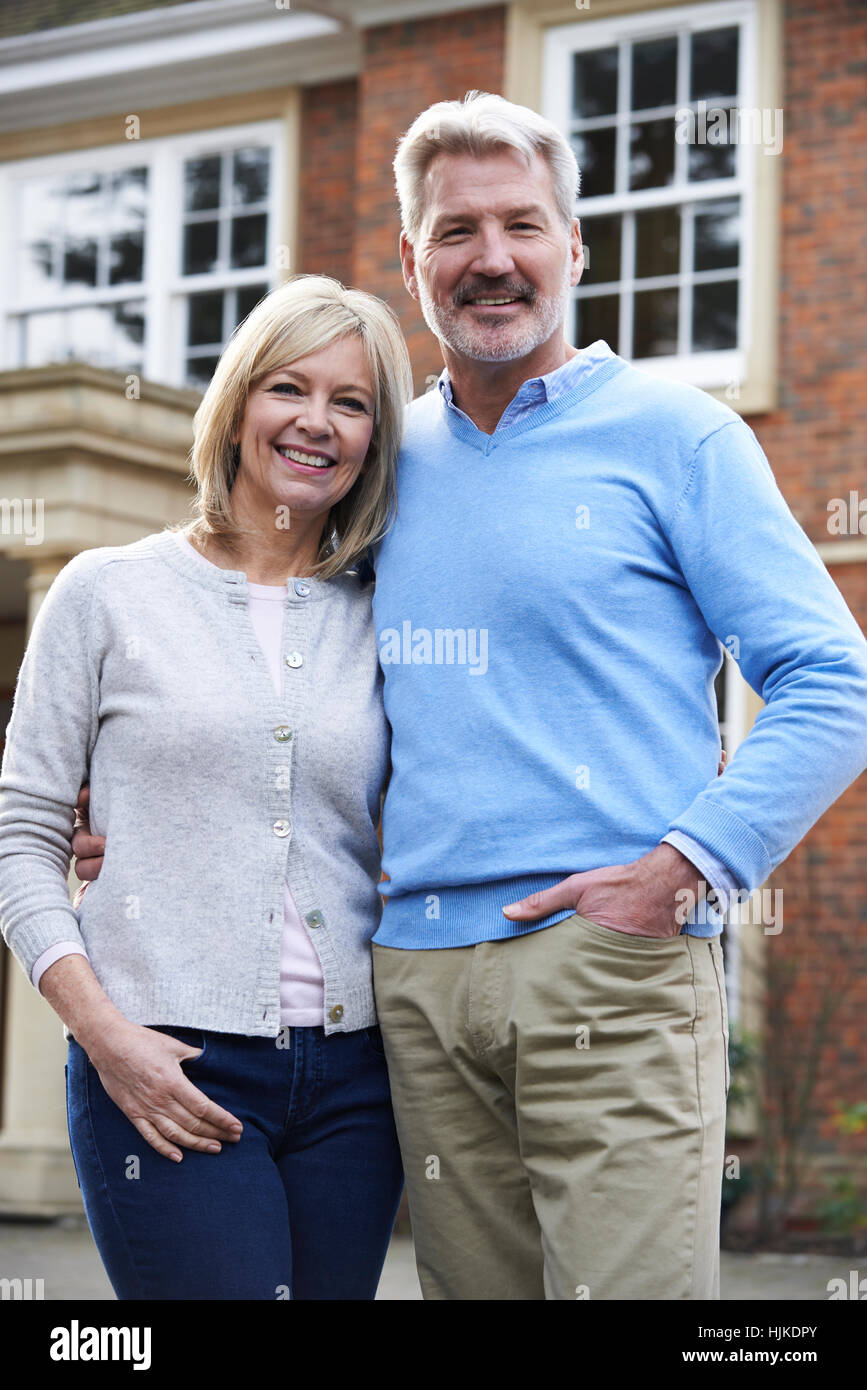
[664, 418, 867, 890]
[0, 552, 100, 979]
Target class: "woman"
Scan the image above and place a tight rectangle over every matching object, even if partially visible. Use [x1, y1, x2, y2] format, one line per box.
[0, 275, 413, 1300]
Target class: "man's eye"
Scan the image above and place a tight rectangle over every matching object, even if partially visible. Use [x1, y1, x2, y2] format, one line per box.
[441, 227, 469, 238]
[511, 223, 538, 231]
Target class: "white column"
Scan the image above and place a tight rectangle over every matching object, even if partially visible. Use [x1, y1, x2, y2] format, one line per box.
[0, 556, 81, 1215]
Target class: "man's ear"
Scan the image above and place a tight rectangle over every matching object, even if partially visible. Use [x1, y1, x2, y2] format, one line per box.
[400, 230, 420, 302]
[570, 217, 585, 287]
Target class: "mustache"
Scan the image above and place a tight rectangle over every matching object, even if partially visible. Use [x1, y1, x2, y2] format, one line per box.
[454, 280, 536, 306]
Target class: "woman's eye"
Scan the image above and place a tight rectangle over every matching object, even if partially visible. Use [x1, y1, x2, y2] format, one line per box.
[338, 397, 367, 412]
[269, 382, 301, 395]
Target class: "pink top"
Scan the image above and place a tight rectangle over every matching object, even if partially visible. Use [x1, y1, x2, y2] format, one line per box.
[32, 529, 326, 1027]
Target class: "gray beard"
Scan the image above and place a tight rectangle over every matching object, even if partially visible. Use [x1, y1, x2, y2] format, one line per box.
[416, 258, 574, 363]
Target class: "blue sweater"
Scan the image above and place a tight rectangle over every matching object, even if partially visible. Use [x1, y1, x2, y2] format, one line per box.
[371, 355, 867, 948]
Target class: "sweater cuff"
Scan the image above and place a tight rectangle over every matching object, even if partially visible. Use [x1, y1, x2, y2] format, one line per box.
[8, 910, 86, 982]
[666, 796, 771, 893]
[31, 941, 89, 993]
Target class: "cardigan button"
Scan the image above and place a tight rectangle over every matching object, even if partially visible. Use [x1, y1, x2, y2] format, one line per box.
[273, 820, 291, 837]
[285, 651, 303, 668]
[294, 580, 311, 597]
[329, 1004, 344, 1023]
[273, 726, 292, 742]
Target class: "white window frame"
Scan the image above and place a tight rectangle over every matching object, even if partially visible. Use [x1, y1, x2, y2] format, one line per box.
[0, 118, 286, 389]
[543, 0, 759, 390]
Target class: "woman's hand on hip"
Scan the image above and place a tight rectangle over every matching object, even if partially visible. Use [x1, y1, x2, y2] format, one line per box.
[83, 1018, 244, 1163]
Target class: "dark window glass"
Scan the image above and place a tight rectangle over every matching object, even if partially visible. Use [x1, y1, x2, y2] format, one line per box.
[236, 283, 268, 323]
[633, 286, 678, 357]
[631, 36, 677, 110]
[575, 293, 619, 353]
[188, 291, 224, 347]
[687, 128, 737, 182]
[183, 221, 219, 276]
[232, 148, 269, 206]
[578, 214, 621, 284]
[108, 231, 144, 285]
[690, 27, 739, 102]
[573, 47, 618, 118]
[628, 119, 675, 190]
[574, 128, 617, 199]
[186, 355, 220, 390]
[694, 200, 740, 270]
[635, 206, 680, 279]
[113, 301, 145, 348]
[63, 239, 98, 287]
[230, 215, 267, 269]
[184, 156, 221, 212]
[692, 280, 738, 350]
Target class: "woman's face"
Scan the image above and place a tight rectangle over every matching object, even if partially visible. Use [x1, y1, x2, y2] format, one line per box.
[233, 334, 376, 527]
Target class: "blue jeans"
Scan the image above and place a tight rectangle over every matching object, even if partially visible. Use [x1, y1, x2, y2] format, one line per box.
[66, 1024, 404, 1300]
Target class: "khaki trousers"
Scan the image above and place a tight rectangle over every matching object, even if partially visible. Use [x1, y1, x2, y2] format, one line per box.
[373, 912, 730, 1300]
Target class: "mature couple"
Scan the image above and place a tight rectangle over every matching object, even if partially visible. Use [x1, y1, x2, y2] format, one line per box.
[1, 91, 866, 1302]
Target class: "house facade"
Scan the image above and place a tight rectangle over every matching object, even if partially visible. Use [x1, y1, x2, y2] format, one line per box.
[0, 0, 864, 1231]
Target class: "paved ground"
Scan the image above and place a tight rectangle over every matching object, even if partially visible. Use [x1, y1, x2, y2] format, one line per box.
[0, 1215, 855, 1300]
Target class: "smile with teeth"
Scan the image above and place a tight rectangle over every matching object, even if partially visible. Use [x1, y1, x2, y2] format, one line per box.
[275, 445, 336, 469]
[468, 297, 521, 306]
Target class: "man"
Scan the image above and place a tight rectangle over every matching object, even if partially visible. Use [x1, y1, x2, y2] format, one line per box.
[73, 92, 867, 1301]
[365, 92, 867, 1300]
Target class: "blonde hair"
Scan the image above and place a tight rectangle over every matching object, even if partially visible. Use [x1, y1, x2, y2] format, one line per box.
[394, 90, 580, 243]
[186, 275, 413, 580]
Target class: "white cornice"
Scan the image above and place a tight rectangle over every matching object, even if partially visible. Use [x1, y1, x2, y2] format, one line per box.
[0, 1, 358, 133]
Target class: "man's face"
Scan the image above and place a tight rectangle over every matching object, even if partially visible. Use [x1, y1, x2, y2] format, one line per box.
[401, 148, 583, 364]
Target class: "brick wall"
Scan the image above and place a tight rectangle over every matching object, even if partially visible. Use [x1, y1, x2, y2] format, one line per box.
[746, 0, 867, 1202]
[298, 80, 359, 287]
[353, 5, 507, 392]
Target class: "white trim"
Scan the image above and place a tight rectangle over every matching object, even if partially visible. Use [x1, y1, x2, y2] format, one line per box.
[0, 4, 356, 131]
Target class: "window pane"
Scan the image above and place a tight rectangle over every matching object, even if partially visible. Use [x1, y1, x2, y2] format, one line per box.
[236, 283, 267, 324]
[631, 36, 677, 110]
[108, 230, 145, 285]
[24, 311, 66, 366]
[184, 156, 221, 212]
[64, 173, 104, 239]
[578, 214, 621, 284]
[113, 300, 145, 354]
[63, 239, 98, 287]
[694, 199, 740, 270]
[573, 47, 618, 118]
[186, 356, 220, 390]
[67, 305, 118, 364]
[635, 206, 680, 279]
[628, 119, 674, 190]
[575, 293, 619, 353]
[109, 167, 148, 225]
[183, 220, 219, 275]
[687, 127, 737, 182]
[20, 240, 56, 298]
[188, 290, 224, 347]
[692, 280, 738, 350]
[18, 179, 64, 297]
[573, 128, 616, 199]
[633, 286, 678, 357]
[690, 26, 739, 102]
[232, 148, 270, 206]
[230, 214, 267, 269]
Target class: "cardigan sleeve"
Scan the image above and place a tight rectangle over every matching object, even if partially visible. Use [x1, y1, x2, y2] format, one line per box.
[0, 552, 100, 980]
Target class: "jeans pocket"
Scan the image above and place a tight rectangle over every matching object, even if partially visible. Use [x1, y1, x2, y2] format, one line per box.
[146, 1025, 209, 1070]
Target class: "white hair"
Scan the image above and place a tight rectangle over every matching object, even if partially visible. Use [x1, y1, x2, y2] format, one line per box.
[394, 90, 580, 242]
